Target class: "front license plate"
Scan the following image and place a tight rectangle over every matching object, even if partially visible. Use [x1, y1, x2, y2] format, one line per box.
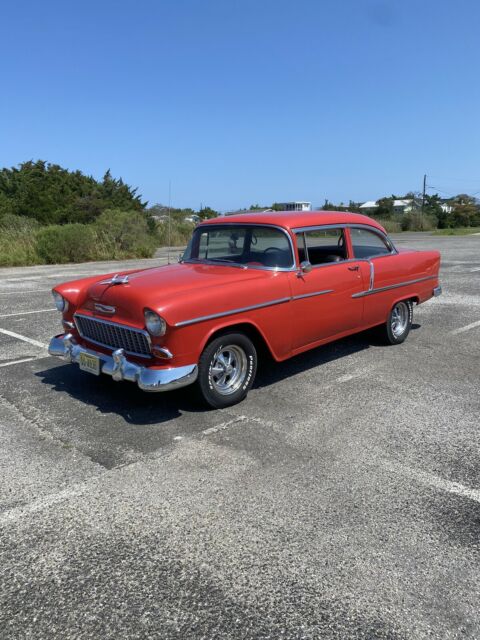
[79, 352, 100, 376]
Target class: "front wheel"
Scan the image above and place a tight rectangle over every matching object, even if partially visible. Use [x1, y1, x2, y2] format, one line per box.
[197, 333, 257, 409]
[380, 300, 413, 345]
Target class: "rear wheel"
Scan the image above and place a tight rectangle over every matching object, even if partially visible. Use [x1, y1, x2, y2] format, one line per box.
[197, 333, 257, 408]
[380, 300, 413, 345]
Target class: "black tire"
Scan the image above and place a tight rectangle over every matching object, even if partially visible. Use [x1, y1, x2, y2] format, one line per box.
[379, 299, 413, 345]
[196, 332, 257, 409]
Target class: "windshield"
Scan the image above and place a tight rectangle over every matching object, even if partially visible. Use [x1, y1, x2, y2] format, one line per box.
[182, 225, 294, 269]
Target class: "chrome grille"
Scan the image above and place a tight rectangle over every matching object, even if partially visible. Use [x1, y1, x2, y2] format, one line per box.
[74, 314, 151, 357]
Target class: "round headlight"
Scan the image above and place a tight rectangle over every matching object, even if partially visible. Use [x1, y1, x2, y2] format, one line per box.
[144, 310, 166, 336]
[52, 290, 68, 312]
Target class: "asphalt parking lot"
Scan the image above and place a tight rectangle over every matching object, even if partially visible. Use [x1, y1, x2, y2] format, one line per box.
[0, 234, 479, 639]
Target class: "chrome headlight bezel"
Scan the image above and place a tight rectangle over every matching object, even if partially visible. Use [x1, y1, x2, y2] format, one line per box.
[52, 290, 68, 313]
[144, 309, 166, 336]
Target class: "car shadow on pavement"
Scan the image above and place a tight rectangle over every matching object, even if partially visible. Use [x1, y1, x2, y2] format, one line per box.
[36, 324, 422, 422]
[253, 323, 422, 388]
[254, 330, 374, 388]
[35, 362, 207, 426]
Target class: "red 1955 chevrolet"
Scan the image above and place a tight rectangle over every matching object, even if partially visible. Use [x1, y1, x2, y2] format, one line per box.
[49, 211, 441, 408]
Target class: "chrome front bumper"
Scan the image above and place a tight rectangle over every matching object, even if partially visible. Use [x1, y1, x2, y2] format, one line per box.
[48, 334, 198, 392]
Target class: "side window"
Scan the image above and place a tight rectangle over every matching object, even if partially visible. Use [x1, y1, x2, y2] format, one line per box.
[301, 228, 347, 266]
[296, 232, 307, 263]
[350, 228, 391, 259]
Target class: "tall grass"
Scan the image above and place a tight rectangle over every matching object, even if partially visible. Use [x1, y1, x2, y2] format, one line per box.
[433, 227, 480, 236]
[374, 218, 402, 233]
[156, 219, 195, 247]
[0, 216, 40, 266]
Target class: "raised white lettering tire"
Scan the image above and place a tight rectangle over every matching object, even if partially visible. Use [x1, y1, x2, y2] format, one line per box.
[380, 300, 413, 345]
[197, 333, 257, 409]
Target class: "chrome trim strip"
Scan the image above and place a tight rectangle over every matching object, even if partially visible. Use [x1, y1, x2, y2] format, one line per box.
[100, 274, 129, 285]
[189, 223, 297, 272]
[294, 257, 368, 272]
[368, 260, 375, 291]
[292, 289, 334, 301]
[174, 297, 291, 327]
[351, 275, 437, 298]
[74, 313, 152, 359]
[152, 346, 174, 359]
[94, 303, 116, 314]
[175, 289, 337, 327]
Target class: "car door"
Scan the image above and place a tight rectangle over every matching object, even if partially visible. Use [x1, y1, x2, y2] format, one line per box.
[288, 227, 369, 350]
[349, 226, 398, 326]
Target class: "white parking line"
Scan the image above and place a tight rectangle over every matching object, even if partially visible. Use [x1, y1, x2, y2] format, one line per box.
[2, 272, 91, 282]
[0, 356, 50, 368]
[450, 319, 480, 335]
[0, 328, 47, 349]
[202, 416, 248, 435]
[0, 308, 56, 318]
[0, 289, 53, 295]
[384, 460, 480, 504]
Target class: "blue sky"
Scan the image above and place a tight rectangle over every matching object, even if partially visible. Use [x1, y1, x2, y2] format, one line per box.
[1, 0, 479, 210]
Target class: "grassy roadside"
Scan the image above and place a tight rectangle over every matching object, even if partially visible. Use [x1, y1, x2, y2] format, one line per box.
[432, 227, 480, 236]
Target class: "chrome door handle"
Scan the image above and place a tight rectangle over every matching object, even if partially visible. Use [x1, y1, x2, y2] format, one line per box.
[348, 265, 359, 271]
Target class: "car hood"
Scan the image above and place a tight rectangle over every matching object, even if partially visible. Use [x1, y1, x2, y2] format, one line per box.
[77, 262, 277, 326]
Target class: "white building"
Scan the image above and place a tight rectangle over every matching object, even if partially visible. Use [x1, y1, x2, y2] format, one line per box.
[359, 200, 378, 214]
[392, 199, 420, 214]
[277, 201, 311, 212]
[359, 199, 420, 214]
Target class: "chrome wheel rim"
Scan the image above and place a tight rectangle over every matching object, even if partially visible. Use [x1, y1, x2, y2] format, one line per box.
[391, 302, 409, 338]
[210, 345, 248, 396]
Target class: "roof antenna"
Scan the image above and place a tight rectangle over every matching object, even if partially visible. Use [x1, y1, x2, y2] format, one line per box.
[167, 180, 172, 265]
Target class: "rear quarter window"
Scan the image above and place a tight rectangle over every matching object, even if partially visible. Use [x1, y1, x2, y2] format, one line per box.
[350, 228, 392, 259]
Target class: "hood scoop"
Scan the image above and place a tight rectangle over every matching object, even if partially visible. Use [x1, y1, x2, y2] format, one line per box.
[100, 274, 129, 286]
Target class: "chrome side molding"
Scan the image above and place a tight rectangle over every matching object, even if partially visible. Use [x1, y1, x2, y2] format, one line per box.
[351, 275, 437, 298]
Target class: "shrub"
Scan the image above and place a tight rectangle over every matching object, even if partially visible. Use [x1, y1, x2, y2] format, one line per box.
[400, 212, 438, 232]
[36, 223, 97, 264]
[94, 209, 157, 259]
[374, 218, 402, 233]
[156, 219, 195, 247]
[0, 215, 41, 266]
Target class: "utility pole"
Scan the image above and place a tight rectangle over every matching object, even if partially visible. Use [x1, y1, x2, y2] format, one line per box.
[167, 180, 172, 264]
[421, 174, 427, 231]
[421, 174, 426, 212]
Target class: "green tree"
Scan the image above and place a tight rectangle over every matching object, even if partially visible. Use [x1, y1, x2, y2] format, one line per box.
[0, 160, 145, 225]
[198, 206, 218, 220]
[375, 197, 394, 218]
[451, 194, 479, 227]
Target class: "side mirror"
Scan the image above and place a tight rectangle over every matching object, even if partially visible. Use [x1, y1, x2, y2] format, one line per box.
[300, 260, 312, 274]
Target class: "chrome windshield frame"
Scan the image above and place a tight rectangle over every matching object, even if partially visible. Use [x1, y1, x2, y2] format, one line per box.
[181, 223, 297, 272]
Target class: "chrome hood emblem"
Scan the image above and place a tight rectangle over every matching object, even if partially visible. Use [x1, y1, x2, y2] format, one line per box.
[100, 274, 129, 285]
[94, 303, 116, 314]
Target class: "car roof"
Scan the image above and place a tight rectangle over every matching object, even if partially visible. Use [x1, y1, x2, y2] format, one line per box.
[199, 211, 387, 234]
